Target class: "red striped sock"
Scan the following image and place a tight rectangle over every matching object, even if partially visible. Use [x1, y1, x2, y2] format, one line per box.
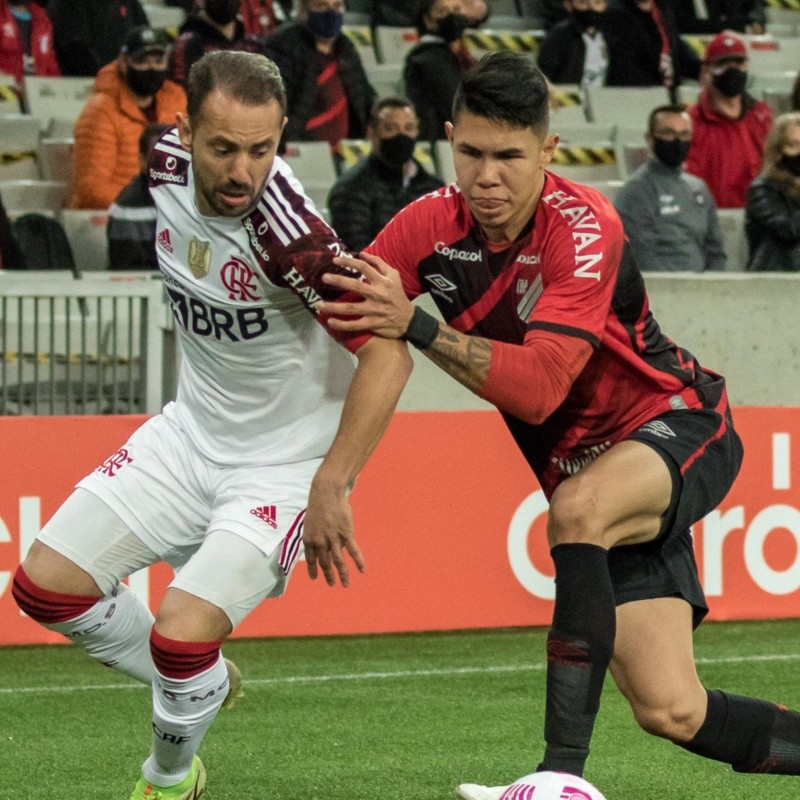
[12, 565, 99, 623]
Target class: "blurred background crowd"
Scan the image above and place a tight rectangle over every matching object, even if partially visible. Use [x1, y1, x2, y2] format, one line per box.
[0, 0, 799, 273]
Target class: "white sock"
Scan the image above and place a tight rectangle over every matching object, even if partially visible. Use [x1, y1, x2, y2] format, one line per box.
[44, 582, 154, 683]
[144, 655, 228, 786]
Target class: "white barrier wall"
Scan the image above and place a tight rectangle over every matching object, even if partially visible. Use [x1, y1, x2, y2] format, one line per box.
[399, 273, 800, 411]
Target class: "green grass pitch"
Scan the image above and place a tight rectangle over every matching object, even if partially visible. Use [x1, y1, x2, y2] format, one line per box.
[1, 620, 800, 799]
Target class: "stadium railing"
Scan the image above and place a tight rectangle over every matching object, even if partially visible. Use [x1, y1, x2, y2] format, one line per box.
[0, 271, 171, 416]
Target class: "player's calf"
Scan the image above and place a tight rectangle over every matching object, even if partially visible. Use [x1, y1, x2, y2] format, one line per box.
[679, 689, 800, 774]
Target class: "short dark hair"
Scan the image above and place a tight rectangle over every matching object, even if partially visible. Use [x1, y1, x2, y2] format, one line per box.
[369, 96, 414, 127]
[139, 123, 171, 157]
[452, 52, 549, 134]
[186, 51, 287, 123]
[647, 104, 689, 135]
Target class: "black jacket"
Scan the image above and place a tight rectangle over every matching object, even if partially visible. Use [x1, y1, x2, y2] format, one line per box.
[107, 172, 158, 270]
[0, 193, 24, 270]
[262, 21, 376, 143]
[537, 19, 627, 86]
[745, 175, 800, 272]
[404, 38, 465, 144]
[46, 0, 149, 76]
[169, 16, 262, 86]
[605, 0, 700, 88]
[328, 154, 443, 252]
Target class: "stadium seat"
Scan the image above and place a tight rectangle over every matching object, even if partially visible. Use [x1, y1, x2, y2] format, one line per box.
[750, 69, 798, 97]
[767, 7, 800, 34]
[464, 28, 541, 61]
[488, 0, 524, 15]
[338, 138, 435, 171]
[0, 73, 21, 116]
[365, 62, 405, 97]
[613, 125, 647, 179]
[374, 26, 419, 65]
[60, 209, 110, 272]
[0, 179, 68, 217]
[583, 86, 671, 128]
[583, 179, 625, 203]
[549, 85, 589, 126]
[549, 125, 621, 181]
[433, 139, 456, 184]
[762, 88, 793, 114]
[38, 137, 75, 185]
[343, 25, 379, 70]
[0, 114, 41, 180]
[142, 3, 187, 30]
[743, 35, 799, 73]
[281, 141, 337, 210]
[23, 76, 94, 135]
[716, 207, 748, 271]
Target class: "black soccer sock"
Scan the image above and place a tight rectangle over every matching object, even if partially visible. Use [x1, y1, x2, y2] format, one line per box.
[538, 543, 615, 777]
[680, 689, 800, 774]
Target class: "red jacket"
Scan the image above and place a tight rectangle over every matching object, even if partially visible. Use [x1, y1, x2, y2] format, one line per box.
[685, 90, 772, 209]
[0, 0, 59, 84]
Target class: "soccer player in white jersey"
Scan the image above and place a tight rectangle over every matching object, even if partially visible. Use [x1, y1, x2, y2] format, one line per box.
[12, 51, 412, 799]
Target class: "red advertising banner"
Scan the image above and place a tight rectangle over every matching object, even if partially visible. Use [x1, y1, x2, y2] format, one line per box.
[1, 408, 798, 645]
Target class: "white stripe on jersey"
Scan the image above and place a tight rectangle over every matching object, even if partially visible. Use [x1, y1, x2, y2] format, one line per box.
[257, 201, 291, 246]
[267, 181, 311, 237]
[162, 130, 182, 145]
[263, 191, 302, 241]
[154, 142, 191, 160]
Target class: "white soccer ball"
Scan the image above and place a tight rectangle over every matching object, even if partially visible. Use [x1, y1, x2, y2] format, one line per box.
[498, 771, 607, 800]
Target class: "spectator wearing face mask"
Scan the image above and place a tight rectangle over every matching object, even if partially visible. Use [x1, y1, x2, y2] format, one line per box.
[262, 0, 376, 152]
[684, 30, 772, 208]
[614, 104, 726, 272]
[404, 0, 473, 145]
[169, 0, 262, 85]
[746, 112, 800, 271]
[537, 0, 622, 87]
[69, 27, 187, 210]
[0, 0, 59, 87]
[327, 97, 443, 252]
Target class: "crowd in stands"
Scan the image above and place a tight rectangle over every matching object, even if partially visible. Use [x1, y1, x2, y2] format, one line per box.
[0, 1, 799, 272]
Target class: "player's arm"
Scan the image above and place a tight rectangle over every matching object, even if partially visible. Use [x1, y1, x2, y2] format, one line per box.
[317, 254, 594, 425]
[304, 335, 412, 588]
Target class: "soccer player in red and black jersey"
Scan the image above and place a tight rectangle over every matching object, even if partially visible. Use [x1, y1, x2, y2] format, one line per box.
[318, 51, 800, 796]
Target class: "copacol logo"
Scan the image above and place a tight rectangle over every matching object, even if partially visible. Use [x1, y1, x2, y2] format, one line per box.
[507, 432, 800, 599]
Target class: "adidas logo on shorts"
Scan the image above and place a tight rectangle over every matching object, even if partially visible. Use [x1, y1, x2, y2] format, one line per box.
[250, 504, 278, 529]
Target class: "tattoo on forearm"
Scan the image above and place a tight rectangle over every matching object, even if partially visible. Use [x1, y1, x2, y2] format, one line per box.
[425, 326, 492, 393]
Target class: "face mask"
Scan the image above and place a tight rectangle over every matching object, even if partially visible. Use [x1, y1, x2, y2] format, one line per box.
[652, 137, 691, 168]
[306, 9, 344, 39]
[378, 134, 416, 166]
[780, 152, 800, 177]
[572, 9, 603, 29]
[126, 67, 167, 97]
[436, 13, 470, 43]
[205, 0, 240, 25]
[711, 67, 747, 98]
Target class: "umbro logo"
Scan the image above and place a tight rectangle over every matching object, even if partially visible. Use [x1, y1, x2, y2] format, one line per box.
[157, 229, 173, 254]
[425, 274, 457, 292]
[639, 420, 676, 439]
[250, 504, 278, 529]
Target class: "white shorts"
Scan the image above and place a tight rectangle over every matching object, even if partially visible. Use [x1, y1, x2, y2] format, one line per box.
[38, 413, 320, 627]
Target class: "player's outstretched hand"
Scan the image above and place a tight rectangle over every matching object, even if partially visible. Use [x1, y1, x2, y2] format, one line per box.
[303, 481, 365, 588]
[316, 252, 414, 340]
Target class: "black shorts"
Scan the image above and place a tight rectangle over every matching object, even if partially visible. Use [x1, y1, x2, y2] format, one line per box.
[607, 405, 744, 628]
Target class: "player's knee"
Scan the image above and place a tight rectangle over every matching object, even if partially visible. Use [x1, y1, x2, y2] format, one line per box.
[154, 591, 232, 642]
[547, 478, 604, 546]
[632, 699, 704, 742]
[16, 541, 101, 599]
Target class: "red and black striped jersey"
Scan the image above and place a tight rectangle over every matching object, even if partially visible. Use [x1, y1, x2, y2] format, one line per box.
[366, 172, 726, 496]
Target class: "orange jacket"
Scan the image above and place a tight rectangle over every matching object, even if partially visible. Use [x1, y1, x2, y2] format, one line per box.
[69, 60, 186, 209]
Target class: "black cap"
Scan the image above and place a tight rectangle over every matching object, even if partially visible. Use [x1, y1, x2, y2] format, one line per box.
[121, 26, 171, 58]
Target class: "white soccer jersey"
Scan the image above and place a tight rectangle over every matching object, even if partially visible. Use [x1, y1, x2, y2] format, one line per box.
[148, 128, 365, 466]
